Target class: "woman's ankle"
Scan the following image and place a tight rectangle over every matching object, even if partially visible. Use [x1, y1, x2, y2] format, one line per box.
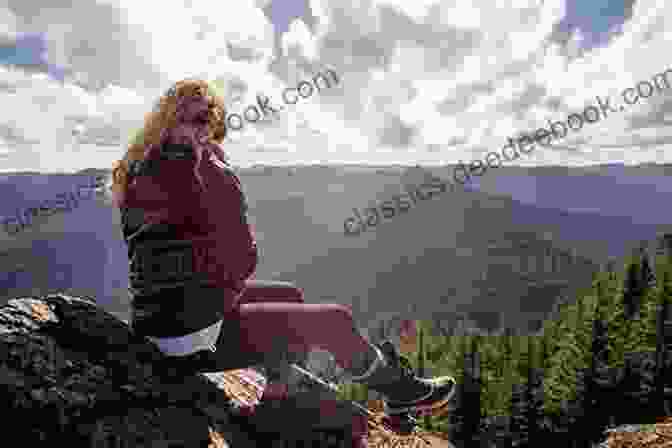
[348, 343, 385, 380]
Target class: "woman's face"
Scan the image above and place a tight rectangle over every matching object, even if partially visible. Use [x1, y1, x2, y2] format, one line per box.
[175, 93, 210, 125]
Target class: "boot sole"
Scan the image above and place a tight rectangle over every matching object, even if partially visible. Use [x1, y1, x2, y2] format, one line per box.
[385, 394, 452, 417]
[383, 378, 456, 416]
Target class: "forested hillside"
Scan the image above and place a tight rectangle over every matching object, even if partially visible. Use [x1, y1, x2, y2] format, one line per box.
[339, 233, 672, 447]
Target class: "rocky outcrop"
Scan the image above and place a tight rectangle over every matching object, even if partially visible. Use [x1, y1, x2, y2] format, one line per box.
[0, 293, 370, 447]
[595, 419, 672, 447]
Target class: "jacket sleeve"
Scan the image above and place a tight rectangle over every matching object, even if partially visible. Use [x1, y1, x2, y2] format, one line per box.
[206, 157, 259, 284]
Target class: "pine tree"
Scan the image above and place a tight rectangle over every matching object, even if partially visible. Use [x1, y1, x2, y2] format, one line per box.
[524, 337, 544, 448]
[498, 327, 518, 420]
[638, 252, 672, 351]
[623, 254, 659, 358]
[567, 366, 590, 448]
[573, 294, 596, 369]
[509, 336, 541, 447]
[654, 269, 671, 416]
[592, 277, 611, 370]
[609, 277, 634, 370]
[540, 321, 559, 417]
[502, 327, 515, 377]
[450, 343, 468, 445]
[509, 380, 526, 447]
[469, 336, 483, 446]
[656, 233, 672, 261]
[605, 258, 618, 280]
[544, 331, 583, 414]
[627, 249, 659, 350]
[623, 260, 642, 320]
[453, 336, 483, 447]
[542, 287, 597, 414]
[641, 250, 657, 290]
[585, 278, 612, 445]
[479, 335, 503, 417]
[539, 325, 552, 373]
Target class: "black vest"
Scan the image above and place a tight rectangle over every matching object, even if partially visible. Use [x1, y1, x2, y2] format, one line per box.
[122, 144, 225, 338]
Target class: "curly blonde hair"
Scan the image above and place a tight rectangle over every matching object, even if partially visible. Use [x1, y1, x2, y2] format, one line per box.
[111, 78, 228, 205]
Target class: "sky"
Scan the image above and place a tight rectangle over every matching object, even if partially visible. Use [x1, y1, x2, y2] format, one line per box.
[0, 0, 670, 172]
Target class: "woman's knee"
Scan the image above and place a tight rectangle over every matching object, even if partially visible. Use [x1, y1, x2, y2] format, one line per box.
[321, 303, 354, 323]
[286, 283, 304, 302]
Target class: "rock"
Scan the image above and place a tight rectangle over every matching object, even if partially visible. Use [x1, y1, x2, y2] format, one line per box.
[0, 293, 366, 447]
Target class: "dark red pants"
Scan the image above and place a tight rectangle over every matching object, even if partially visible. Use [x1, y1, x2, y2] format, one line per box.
[205, 280, 372, 372]
[185, 280, 370, 447]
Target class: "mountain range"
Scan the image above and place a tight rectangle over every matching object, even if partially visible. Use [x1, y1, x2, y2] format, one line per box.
[1, 163, 670, 337]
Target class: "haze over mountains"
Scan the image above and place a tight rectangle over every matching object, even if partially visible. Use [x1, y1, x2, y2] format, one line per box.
[0, 163, 670, 337]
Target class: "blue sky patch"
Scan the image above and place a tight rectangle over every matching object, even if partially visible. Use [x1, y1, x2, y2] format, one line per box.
[0, 32, 67, 81]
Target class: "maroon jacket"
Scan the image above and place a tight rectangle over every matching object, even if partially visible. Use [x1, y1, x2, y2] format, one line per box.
[117, 140, 258, 338]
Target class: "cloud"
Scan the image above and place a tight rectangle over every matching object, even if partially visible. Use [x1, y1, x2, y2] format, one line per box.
[0, 0, 670, 171]
[0, 7, 19, 45]
[0, 122, 40, 146]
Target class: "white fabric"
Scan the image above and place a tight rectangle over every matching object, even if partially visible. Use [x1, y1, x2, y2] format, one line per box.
[146, 319, 223, 357]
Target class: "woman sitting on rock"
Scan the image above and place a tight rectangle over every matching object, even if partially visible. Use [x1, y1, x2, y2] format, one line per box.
[110, 78, 455, 416]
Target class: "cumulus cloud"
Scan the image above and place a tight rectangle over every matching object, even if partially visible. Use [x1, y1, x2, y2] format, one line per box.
[0, 0, 670, 172]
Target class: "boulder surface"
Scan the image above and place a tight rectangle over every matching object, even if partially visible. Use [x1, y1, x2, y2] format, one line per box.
[0, 293, 368, 447]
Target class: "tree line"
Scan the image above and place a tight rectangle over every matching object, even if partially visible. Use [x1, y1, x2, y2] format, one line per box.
[339, 234, 672, 447]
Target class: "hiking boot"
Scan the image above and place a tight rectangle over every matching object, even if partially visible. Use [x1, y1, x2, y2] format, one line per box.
[350, 340, 456, 415]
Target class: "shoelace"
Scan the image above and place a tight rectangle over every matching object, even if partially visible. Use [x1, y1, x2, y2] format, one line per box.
[388, 349, 417, 381]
